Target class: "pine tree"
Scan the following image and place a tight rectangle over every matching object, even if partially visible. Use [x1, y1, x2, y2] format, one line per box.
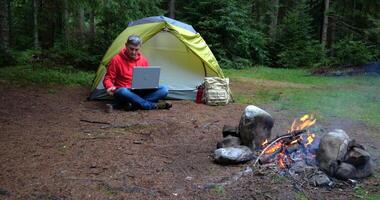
[275, 0, 325, 68]
[181, 0, 267, 68]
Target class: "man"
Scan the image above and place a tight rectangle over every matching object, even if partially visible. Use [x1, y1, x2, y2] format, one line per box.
[103, 35, 172, 111]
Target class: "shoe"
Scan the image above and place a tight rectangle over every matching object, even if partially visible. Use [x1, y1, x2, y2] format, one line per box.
[105, 103, 113, 113]
[155, 101, 172, 110]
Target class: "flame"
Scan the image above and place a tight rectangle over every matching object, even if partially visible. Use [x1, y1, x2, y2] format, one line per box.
[262, 139, 268, 147]
[289, 114, 316, 133]
[305, 133, 315, 146]
[278, 153, 287, 169]
[258, 114, 318, 170]
[264, 142, 282, 154]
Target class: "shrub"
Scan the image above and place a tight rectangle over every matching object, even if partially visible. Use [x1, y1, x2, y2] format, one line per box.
[332, 37, 374, 66]
[279, 41, 327, 68]
[11, 49, 42, 65]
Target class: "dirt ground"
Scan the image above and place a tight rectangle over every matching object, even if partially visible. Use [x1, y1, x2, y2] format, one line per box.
[0, 85, 379, 200]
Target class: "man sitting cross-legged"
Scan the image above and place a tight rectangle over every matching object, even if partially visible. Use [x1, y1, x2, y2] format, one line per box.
[103, 35, 172, 111]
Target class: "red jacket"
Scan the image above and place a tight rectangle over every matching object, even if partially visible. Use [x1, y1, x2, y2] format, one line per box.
[103, 48, 149, 89]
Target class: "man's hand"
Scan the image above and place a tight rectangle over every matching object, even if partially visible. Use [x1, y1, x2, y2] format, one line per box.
[106, 86, 117, 96]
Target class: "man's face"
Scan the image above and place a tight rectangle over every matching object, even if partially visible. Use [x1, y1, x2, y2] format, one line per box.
[125, 43, 141, 59]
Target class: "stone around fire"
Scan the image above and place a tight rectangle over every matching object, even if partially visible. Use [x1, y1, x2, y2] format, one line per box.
[217, 135, 241, 149]
[238, 105, 274, 150]
[214, 146, 254, 165]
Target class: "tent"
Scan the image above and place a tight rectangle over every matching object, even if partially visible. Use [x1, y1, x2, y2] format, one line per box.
[89, 16, 224, 100]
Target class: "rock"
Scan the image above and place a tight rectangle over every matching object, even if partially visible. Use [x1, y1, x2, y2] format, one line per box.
[214, 146, 254, 165]
[216, 135, 241, 149]
[316, 129, 350, 175]
[344, 146, 373, 179]
[238, 105, 273, 150]
[335, 162, 356, 180]
[345, 147, 371, 166]
[222, 125, 239, 138]
[354, 159, 373, 179]
[317, 130, 373, 179]
[310, 171, 333, 187]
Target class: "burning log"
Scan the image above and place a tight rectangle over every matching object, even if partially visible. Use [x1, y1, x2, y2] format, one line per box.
[253, 130, 307, 167]
[254, 114, 318, 168]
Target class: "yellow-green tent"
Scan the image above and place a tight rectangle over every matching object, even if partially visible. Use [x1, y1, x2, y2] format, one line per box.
[89, 16, 224, 100]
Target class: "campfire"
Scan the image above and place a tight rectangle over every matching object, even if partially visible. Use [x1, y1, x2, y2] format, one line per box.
[214, 105, 374, 187]
[255, 114, 320, 170]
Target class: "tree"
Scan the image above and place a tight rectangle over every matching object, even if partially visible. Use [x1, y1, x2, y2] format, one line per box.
[62, 0, 69, 47]
[276, 0, 325, 67]
[33, 0, 39, 49]
[0, 0, 10, 50]
[181, 0, 267, 68]
[168, 0, 175, 18]
[321, 0, 330, 47]
[268, 0, 279, 40]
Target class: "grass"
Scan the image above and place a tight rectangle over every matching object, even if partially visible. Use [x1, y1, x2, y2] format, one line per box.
[354, 185, 380, 200]
[0, 65, 94, 86]
[1, 64, 379, 127]
[225, 66, 380, 128]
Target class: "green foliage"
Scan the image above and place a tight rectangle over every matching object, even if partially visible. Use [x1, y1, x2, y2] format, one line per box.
[181, 0, 267, 68]
[10, 46, 101, 70]
[6, 0, 380, 70]
[278, 41, 327, 68]
[97, 0, 164, 46]
[11, 49, 41, 65]
[275, 0, 326, 68]
[49, 45, 102, 70]
[332, 36, 374, 66]
[0, 65, 94, 86]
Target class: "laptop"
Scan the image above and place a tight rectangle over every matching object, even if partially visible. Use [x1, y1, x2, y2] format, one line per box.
[131, 67, 161, 89]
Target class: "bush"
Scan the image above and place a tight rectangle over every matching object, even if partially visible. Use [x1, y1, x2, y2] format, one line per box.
[332, 37, 374, 66]
[11, 49, 42, 65]
[54, 47, 101, 70]
[219, 57, 253, 69]
[12, 47, 101, 71]
[279, 41, 327, 68]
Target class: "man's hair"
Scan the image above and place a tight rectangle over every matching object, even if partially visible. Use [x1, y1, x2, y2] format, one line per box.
[126, 35, 142, 46]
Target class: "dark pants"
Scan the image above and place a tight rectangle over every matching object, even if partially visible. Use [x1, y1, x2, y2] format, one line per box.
[114, 85, 169, 110]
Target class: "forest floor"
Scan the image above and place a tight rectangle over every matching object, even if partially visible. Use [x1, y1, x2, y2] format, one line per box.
[0, 84, 379, 200]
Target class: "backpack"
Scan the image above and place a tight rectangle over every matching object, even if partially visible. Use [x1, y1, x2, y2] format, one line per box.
[201, 77, 233, 106]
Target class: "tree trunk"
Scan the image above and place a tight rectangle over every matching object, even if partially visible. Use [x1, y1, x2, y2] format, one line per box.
[63, 0, 68, 47]
[169, 0, 175, 19]
[269, 0, 279, 40]
[33, 0, 40, 49]
[329, 14, 336, 56]
[78, 6, 85, 42]
[251, 0, 260, 24]
[89, 7, 95, 42]
[321, 0, 330, 46]
[0, 0, 10, 50]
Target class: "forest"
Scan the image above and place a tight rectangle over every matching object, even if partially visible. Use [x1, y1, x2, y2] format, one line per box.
[0, 0, 379, 69]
